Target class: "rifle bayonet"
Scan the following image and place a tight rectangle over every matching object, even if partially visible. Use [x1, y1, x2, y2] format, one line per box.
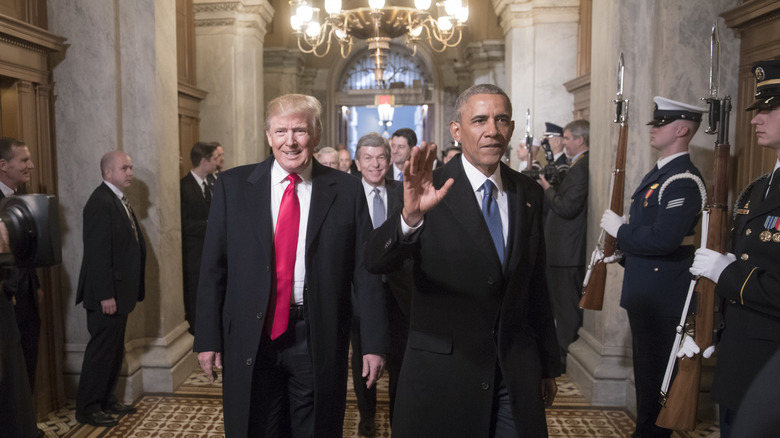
[704, 22, 721, 135]
[614, 53, 629, 124]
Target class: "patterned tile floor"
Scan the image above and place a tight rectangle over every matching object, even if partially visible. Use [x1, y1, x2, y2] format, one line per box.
[37, 369, 720, 437]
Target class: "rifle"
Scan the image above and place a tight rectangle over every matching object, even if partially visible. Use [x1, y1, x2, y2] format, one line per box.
[656, 22, 731, 430]
[579, 53, 629, 311]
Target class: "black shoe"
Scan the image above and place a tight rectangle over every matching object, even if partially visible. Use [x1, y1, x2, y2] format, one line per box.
[358, 417, 376, 436]
[37, 428, 45, 437]
[76, 411, 118, 427]
[103, 401, 137, 415]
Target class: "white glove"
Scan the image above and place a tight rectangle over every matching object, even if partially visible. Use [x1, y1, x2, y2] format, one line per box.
[689, 248, 736, 283]
[601, 209, 626, 238]
[677, 335, 716, 359]
[676, 335, 700, 358]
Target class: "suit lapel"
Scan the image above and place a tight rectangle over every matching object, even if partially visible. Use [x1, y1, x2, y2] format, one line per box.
[440, 159, 503, 267]
[502, 168, 526, 274]
[306, 161, 337, 252]
[243, 160, 273, 255]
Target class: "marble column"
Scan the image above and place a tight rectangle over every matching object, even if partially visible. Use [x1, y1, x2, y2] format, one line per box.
[570, 0, 740, 421]
[194, 0, 274, 167]
[49, 0, 195, 401]
[493, 0, 579, 168]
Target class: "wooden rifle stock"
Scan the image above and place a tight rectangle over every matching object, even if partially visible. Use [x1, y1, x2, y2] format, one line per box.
[580, 120, 628, 310]
[656, 140, 730, 430]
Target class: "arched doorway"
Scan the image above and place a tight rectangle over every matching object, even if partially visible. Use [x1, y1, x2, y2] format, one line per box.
[330, 44, 444, 155]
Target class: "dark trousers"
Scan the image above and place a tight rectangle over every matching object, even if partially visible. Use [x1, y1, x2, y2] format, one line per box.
[489, 369, 519, 438]
[248, 318, 314, 438]
[547, 265, 585, 360]
[627, 309, 676, 438]
[350, 315, 376, 421]
[0, 297, 37, 438]
[719, 404, 735, 438]
[385, 286, 408, 424]
[17, 314, 40, 390]
[76, 309, 128, 415]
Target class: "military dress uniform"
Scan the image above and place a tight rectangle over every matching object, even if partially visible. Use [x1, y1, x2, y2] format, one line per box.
[615, 97, 707, 438]
[690, 59, 780, 437]
[712, 168, 780, 422]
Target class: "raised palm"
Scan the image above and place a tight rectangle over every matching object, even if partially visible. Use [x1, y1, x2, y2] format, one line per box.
[402, 142, 454, 226]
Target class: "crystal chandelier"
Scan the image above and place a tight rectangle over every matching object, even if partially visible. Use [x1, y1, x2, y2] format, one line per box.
[289, 0, 469, 85]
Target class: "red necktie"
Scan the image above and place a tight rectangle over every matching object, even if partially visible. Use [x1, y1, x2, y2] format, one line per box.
[267, 173, 301, 339]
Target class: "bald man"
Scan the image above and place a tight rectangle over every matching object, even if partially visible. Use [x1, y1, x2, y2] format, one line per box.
[75, 151, 146, 427]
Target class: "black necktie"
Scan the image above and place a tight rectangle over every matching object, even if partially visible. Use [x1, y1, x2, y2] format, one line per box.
[121, 195, 139, 242]
[203, 180, 212, 204]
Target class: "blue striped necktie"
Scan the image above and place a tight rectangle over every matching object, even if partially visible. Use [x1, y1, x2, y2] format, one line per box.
[481, 180, 504, 264]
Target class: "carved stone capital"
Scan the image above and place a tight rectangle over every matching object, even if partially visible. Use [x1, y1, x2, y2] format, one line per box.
[492, 0, 579, 33]
[193, 0, 274, 35]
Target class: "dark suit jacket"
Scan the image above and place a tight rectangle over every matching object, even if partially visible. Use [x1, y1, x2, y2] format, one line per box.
[194, 158, 388, 437]
[75, 182, 146, 314]
[180, 172, 210, 294]
[712, 172, 780, 410]
[617, 155, 703, 318]
[366, 156, 560, 437]
[544, 151, 588, 267]
[381, 179, 412, 315]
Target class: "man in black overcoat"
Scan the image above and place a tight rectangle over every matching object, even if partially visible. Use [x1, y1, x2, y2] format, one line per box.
[366, 84, 560, 438]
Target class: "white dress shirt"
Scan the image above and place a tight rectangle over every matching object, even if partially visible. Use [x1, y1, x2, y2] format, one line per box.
[271, 160, 313, 305]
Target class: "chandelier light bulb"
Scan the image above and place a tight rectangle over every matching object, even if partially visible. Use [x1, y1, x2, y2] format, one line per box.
[368, 0, 386, 10]
[324, 0, 342, 15]
[297, 3, 313, 22]
[334, 28, 346, 40]
[443, 0, 461, 17]
[437, 16, 453, 31]
[305, 21, 321, 38]
[290, 14, 303, 31]
[410, 25, 423, 37]
[414, 0, 432, 10]
[456, 5, 469, 22]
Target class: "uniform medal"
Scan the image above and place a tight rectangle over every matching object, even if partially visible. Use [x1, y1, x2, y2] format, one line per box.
[644, 183, 659, 207]
[763, 215, 780, 243]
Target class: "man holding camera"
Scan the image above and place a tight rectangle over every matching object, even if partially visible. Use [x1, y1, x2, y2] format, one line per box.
[75, 151, 146, 427]
[537, 120, 590, 371]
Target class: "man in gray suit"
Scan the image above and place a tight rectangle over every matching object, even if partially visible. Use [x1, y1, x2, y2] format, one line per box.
[538, 120, 589, 370]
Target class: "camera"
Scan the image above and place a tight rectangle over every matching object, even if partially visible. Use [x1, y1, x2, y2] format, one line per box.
[0, 194, 62, 271]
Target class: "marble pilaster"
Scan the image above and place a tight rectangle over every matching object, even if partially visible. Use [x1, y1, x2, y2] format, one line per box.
[263, 47, 305, 108]
[493, 0, 579, 169]
[49, 0, 195, 402]
[194, 0, 274, 167]
[570, 0, 740, 421]
[464, 40, 506, 89]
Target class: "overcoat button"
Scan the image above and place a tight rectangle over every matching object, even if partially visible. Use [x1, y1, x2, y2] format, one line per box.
[653, 268, 659, 272]
[257, 312, 263, 319]
[246, 358, 253, 366]
[487, 277, 495, 285]
[481, 382, 490, 390]
[746, 228, 752, 236]
[741, 253, 749, 261]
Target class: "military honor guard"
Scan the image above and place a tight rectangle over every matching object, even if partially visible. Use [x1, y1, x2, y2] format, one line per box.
[600, 96, 707, 437]
[689, 59, 780, 438]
